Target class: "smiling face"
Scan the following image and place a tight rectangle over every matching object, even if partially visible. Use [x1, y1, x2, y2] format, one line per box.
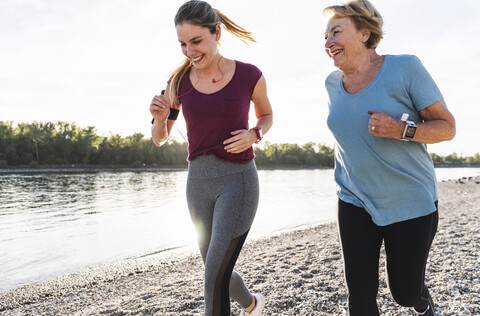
[324, 17, 369, 71]
[176, 22, 220, 71]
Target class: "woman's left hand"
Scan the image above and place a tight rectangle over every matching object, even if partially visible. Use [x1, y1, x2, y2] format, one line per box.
[223, 129, 257, 153]
[368, 110, 404, 139]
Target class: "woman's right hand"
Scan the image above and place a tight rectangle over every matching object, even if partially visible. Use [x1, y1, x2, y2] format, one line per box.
[150, 94, 170, 123]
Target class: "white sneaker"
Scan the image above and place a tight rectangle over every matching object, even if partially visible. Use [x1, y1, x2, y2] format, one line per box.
[240, 294, 265, 316]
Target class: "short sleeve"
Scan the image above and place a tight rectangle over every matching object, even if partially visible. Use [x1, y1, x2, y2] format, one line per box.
[405, 56, 443, 111]
[246, 63, 263, 96]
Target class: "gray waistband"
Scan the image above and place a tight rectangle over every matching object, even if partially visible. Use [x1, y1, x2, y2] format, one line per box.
[188, 155, 256, 179]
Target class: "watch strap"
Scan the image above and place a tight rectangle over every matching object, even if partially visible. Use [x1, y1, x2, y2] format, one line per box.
[252, 127, 263, 144]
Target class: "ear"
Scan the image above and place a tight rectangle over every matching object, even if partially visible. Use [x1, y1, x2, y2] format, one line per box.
[215, 24, 221, 41]
[361, 28, 371, 42]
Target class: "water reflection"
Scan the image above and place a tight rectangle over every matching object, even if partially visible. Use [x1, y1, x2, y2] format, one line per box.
[1, 174, 97, 213]
[0, 170, 194, 291]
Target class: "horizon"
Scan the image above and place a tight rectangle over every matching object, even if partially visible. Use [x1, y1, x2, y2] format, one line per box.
[1, 0, 479, 155]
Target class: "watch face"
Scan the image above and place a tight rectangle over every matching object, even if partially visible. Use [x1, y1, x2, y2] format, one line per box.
[405, 125, 416, 138]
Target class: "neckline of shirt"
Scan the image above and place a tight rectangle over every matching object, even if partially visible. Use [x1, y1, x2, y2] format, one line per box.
[339, 54, 390, 97]
[187, 60, 239, 96]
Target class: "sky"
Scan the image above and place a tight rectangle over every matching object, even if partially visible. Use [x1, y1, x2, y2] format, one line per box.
[1, 0, 479, 155]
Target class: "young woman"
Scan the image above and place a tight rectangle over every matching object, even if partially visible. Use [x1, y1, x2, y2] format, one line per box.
[149, 1, 273, 315]
[323, 0, 455, 315]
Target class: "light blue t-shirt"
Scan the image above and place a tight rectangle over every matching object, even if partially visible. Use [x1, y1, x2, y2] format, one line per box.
[325, 54, 443, 226]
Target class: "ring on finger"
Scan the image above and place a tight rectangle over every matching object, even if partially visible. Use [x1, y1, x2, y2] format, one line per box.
[371, 126, 376, 131]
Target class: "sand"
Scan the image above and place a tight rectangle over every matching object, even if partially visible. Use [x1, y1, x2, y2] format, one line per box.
[1, 177, 479, 315]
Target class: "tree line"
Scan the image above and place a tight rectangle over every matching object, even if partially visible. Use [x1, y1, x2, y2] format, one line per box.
[0, 121, 478, 168]
[0, 121, 187, 168]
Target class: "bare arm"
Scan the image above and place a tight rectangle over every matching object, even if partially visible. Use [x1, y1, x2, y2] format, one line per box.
[223, 75, 273, 153]
[414, 100, 456, 143]
[150, 86, 177, 146]
[251, 75, 273, 137]
[368, 99, 456, 144]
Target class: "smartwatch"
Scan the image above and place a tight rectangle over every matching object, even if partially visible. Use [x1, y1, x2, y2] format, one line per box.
[251, 127, 263, 144]
[401, 113, 417, 141]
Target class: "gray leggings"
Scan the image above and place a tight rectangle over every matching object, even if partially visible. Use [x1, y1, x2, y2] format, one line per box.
[186, 155, 259, 316]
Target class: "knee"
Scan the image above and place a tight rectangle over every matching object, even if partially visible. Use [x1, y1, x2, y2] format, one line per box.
[390, 287, 419, 307]
[347, 290, 378, 315]
[346, 279, 377, 302]
[345, 272, 378, 299]
[204, 263, 231, 298]
[388, 275, 424, 307]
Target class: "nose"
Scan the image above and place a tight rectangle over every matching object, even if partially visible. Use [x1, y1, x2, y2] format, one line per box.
[186, 45, 196, 57]
[325, 35, 333, 49]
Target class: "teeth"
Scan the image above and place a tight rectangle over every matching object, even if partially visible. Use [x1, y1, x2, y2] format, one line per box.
[192, 55, 203, 62]
[332, 49, 343, 56]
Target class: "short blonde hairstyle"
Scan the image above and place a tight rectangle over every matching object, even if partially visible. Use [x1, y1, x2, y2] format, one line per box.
[324, 0, 384, 49]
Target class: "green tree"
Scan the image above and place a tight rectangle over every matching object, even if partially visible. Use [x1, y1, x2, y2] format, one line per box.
[125, 133, 146, 165]
[74, 126, 102, 164]
[0, 121, 15, 165]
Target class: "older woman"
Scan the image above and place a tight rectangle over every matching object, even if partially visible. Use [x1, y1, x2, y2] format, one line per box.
[323, 1, 455, 315]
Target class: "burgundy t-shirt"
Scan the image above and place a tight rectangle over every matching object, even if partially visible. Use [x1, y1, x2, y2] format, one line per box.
[178, 60, 262, 163]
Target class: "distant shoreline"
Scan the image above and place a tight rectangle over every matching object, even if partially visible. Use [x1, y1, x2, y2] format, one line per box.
[0, 164, 332, 174]
[0, 164, 478, 175]
[0, 166, 188, 174]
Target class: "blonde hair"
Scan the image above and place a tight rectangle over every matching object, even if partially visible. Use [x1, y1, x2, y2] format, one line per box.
[323, 0, 383, 49]
[168, 0, 256, 107]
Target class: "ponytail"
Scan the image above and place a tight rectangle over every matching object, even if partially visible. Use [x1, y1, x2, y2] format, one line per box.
[169, 58, 192, 108]
[168, 0, 255, 107]
[214, 9, 256, 45]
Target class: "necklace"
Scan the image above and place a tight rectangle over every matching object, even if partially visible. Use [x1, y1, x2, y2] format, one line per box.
[212, 56, 224, 83]
[173, 56, 224, 106]
[178, 56, 223, 103]
[194, 56, 224, 84]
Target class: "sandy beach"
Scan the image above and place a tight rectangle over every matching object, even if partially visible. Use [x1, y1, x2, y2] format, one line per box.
[1, 177, 479, 316]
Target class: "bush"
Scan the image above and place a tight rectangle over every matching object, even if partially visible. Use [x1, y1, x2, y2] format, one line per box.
[19, 152, 34, 165]
[131, 161, 142, 168]
[28, 161, 39, 168]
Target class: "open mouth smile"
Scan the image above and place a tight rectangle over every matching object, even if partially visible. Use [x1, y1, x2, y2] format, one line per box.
[191, 55, 204, 63]
[330, 49, 344, 58]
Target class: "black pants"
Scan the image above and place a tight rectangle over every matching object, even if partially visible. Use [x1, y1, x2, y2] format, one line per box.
[338, 199, 438, 315]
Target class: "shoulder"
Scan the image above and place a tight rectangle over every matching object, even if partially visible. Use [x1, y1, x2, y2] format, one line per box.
[386, 54, 423, 68]
[383, 55, 428, 82]
[235, 60, 262, 75]
[326, 69, 342, 79]
[235, 60, 263, 90]
[325, 70, 342, 88]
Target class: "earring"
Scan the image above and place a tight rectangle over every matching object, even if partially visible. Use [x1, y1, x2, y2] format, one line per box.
[362, 39, 366, 43]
